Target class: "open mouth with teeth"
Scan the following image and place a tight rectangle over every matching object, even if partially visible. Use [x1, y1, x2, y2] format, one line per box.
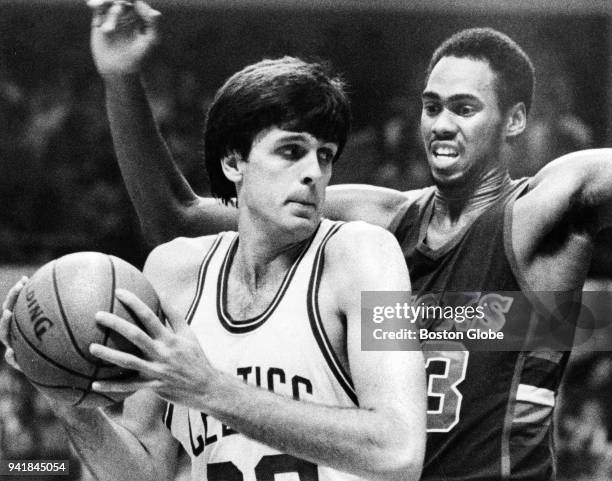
[432, 146, 459, 159]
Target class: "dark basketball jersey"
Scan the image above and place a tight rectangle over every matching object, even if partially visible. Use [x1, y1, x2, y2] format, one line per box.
[390, 179, 571, 480]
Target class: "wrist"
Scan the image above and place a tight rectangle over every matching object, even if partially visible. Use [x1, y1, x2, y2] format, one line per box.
[45, 396, 104, 427]
[198, 367, 240, 413]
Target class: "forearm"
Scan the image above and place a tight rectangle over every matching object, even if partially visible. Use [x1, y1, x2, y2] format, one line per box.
[53, 404, 166, 481]
[201, 372, 421, 481]
[102, 73, 201, 244]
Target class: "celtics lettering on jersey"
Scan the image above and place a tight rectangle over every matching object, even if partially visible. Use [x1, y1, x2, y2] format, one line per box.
[174, 365, 314, 456]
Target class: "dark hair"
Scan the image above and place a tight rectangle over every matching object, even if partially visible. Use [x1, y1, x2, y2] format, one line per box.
[426, 28, 535, 115]
[204, 57, 351, 204]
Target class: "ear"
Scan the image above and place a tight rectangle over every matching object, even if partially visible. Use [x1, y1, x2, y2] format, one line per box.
[220, 151, 244, 183]
[505, 102, 527, 139]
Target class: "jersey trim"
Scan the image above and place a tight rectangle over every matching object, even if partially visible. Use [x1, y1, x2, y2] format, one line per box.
[501, 351, 527, 480]
[185, 235, 224, 325]
[306, 222, 358, 406]
[500, 307, 540, 480]
[416, 196, 476, 261]
[388, 187, 436, 238]
[163, 402, 175, 430]
[217, 224, 320, 334]
[516, 384, 555, 407]
[503, 178, 550, 315]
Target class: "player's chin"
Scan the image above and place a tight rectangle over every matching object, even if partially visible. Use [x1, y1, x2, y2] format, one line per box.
[430, 166, 469, 189]
[279, 212, 321, 239]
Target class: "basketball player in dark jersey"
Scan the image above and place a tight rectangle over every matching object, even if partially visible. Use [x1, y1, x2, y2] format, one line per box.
[0, 29, 427, 481]
[56, 2, 612, 479]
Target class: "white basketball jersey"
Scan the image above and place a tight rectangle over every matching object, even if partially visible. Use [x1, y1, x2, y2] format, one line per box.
[163, 219, 364, 481]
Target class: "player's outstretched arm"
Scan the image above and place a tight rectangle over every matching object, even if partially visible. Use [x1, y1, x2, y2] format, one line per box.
[513, 148, 612, 276]
[87, 0, 238, 245]
[90, 229, 426, 481]
[325, 184, 422, 228]
[0, 279, 179, 481]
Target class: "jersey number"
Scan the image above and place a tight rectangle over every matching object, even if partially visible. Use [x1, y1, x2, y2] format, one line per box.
[208, 454, 318, 481]
[423, 342, 469, 433]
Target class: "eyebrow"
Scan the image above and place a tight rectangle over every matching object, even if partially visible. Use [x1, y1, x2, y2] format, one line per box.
[422, 92, 482, 103]
[275, 134, 337, 149]
[275, 134, 311, 143]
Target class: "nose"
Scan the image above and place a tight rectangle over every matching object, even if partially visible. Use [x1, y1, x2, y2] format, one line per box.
[431, 109, 457, 139]
[300, 151, 325, 185]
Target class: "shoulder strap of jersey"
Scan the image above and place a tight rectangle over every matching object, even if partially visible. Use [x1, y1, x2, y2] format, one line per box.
[185, 234, 228, 325]
[306, 220, 359, 405]
[388, 187, 436, 239]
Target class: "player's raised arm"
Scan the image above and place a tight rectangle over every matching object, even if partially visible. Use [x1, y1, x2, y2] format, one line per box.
[87, 1, 421, 244]
[87, 0, 238, 245]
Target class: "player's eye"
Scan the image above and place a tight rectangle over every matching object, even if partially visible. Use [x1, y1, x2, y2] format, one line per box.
[278, 144, 307, 160]
[317, 147, 336, 165]
[454, 104, 477, 117]
[422, 102, 441, 116]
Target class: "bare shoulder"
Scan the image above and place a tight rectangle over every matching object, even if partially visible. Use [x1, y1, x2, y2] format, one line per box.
[529, 149, 612, 188]
[144, 234, 223, 306]
[325, 220, 401, 256]
[323, 221, 410, 292]
[146, 235, 220, 272]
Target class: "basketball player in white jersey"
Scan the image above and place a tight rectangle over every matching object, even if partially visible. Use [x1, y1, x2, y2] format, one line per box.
[0, 43, 426, 481]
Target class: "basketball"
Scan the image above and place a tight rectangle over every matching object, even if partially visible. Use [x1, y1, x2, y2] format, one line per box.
[8, 252, 160, 408]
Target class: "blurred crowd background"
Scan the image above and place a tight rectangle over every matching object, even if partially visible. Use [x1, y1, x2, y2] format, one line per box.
[0, 1, 610, 479]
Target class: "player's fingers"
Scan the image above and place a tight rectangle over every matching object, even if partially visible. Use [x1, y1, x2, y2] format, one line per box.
[0, 311, 12, 346]
[87, 0, 114, 28]
[92, 378, 161, 393]
[136, 2, 161, 41]
[1, 276, 28, 312]
[134, 1, 161, 26]
[99, 2, 138, 34]
[89, 343, 150, 372]
[115, 289, 167, 339]
[86, 0, 114, 7]
[95, 311, 157, 353]
[87, 0, 133, 11]
[4, 348, 23, 373]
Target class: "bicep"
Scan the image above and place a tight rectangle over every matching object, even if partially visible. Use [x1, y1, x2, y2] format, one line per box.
[332, 225, 425, 415]
[526, 149, 612, 234]
[590, 228, 612, 277]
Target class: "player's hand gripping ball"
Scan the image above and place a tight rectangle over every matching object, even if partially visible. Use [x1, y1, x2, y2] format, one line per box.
[9, 252, 159, 408]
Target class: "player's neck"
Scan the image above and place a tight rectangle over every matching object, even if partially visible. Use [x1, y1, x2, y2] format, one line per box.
[233, 220, 309, 291]
[433, 168, 512, 222]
